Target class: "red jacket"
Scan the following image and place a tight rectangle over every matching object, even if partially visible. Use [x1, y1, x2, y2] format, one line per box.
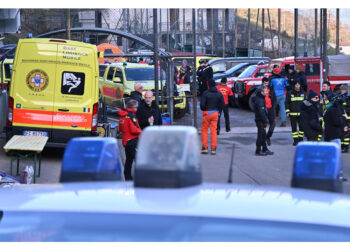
[118, 108, 142, 146]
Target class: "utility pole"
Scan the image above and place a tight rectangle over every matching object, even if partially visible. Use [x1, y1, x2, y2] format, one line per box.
[211, 9, 214, 54]
[262, 8, 265, 57]
[146, 9, 149, 34]
[66, 9, 71, 40]
[222, 9, 225, 57]
[253, 9, 260, 57]
[153, 9, 159, 107]
[294, 8, 298, 60]
[323, 8, 328, 81]
[159, 9, 162, 49]
[127, 9, 130, 51]
[336, 8, 340, 55]
[167, 9, 170, 52]
[134, 9, 137, 35]
[278, 8, 281, 57]
[314, 9, 317, 56]
[267, 9, 275, 58]
[320, 9, 323, 59]
[247, 9, 251, 53]
[192, 9, 198, 129]
[201, 9, 204, 53]
[183, 9, 185, 52]
[234, 9, 238, 55]
[123, 9, 127, 53]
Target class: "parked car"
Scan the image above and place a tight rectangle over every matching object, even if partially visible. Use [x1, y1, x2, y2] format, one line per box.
[209, 57, 270, 74]
[213, 62, 252, 87]
[232, 63, 268, 110]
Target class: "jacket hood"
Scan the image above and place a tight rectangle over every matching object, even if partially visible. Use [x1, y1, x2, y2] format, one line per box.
[209, 86, 218, 92]
[118, 108, 136, 117]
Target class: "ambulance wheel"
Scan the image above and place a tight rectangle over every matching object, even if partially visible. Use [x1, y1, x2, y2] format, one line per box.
[248, 93, 256, 112]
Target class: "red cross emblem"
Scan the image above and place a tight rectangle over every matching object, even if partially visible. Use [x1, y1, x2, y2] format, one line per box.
[31, 74, 45, 88]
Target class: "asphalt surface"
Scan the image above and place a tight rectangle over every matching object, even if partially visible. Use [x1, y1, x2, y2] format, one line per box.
[1, 105, 350, 195]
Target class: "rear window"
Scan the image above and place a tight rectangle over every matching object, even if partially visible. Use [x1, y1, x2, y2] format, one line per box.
[125, 68, 166, 81]
[305, 63, 320, 76]
[4, 63, 12, 79]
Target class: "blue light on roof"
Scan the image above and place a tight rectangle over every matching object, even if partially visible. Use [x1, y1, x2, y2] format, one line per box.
[60, 137, 123, 182]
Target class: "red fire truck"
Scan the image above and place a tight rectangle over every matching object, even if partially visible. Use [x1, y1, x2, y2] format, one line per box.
[231, 63, 268, 109]
[264, 55, 350, 94]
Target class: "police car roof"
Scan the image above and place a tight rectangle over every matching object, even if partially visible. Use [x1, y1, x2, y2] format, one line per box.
[2, 182, 350, 229]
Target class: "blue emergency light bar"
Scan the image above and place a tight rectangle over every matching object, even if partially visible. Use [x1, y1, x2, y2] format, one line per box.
[291, 142, 343, 193]
[60, 137, 123, 182]
[134, 126, 202, 188]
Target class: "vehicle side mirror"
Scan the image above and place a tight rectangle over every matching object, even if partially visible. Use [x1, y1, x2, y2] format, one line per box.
[113, 77, 122, 83]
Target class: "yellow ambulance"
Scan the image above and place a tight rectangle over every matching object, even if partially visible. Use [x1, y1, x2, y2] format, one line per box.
[6, 38, 100, 147]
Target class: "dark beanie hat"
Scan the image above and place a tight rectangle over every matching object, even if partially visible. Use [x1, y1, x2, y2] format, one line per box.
[308, 89, 318, 100]
[208, 78, 216, 87]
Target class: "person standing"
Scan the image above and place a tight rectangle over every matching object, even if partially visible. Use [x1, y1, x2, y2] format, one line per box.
[340, 85, 350, 152]
[323, 93, 347, 143]
[197, 59, 213, 96]
[200, 79, 225, 155]
[136, 90, 162, 130]
[118, 99, 142, 180]
[130, 83, 144, 104]
[269, 66, 289, 127]
[254, 85, 274, 156]
[176, 66, 191, 85]
[320, 81, 333, 113]
[216, 77, 233, 134]
[261, 77, 276, 146]
[286, 65, 296, 86]
[300, 90, 323, 141]
[295, 65, 308, 93]
[285, 82, 306, 146]
[182, 59, 192, 74]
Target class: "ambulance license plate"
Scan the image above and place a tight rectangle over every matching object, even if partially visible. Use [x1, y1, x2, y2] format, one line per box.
[23, 131, 48, 137]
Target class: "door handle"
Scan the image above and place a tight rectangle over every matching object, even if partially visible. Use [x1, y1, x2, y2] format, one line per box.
[71, 125, 78, 128]
[58, 109, 69, 112]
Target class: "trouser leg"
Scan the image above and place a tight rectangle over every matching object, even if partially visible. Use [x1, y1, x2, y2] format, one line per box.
[290, 116, 298, 142]
[124, 141, 137, 180]
[256, 121, 267, 150]
[297, 116, 304, 141]
[217, 110, 222, 133]
[202, 113, 210, 148]
[210, 113, 219, 148]
[223, 104, 230, 131]
[342, 130, 350, 151]
[266, 108, 276, 138]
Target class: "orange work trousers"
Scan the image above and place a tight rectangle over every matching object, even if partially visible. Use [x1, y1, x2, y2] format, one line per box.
[202, 111, 219, 148]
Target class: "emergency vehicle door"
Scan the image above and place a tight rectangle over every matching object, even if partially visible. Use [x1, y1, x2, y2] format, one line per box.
[12, 42, 57, 136]
[53, 44, 95, 133]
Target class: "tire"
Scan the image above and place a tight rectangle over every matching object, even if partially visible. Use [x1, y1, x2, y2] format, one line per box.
[248, 93, 256, 112]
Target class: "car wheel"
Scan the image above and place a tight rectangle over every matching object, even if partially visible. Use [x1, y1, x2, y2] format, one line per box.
[248, 93, 256, 112]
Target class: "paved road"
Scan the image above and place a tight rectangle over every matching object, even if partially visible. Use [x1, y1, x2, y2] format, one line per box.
[1, 105, 349, 194]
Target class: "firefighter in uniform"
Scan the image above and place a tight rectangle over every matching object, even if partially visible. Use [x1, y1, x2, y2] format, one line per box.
[200, 79, 225, 155]
[197, 59, 213, 96]
[254, 85, 274, 156]
[300, 90, 322, 141]
[340, 85, 350, 152]
[216, 77, 233, 134]
[285, 81, 306, 145]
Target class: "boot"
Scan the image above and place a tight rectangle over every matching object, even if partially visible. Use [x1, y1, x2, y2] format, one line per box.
[211, 147, 216, 155]
[201, 147, 208, 154]
[293, 138, 298, 146]
[262, 148, 274, 155]
[255, 147, 267, 156]
[299, 137, 304, 142]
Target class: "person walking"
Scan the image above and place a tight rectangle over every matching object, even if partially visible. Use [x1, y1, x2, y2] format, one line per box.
[136, 90, 162, 130]
[261, 77, 276, 146]
[253, 85, 274, 156]
[200, 79, 225, 155]
[285, 81, 306, 146]
[269, 66, 289, 127]
[295, 65, 308, 93]
[216, 77, 233, 134]
[197, 59, 213, 96]
[118, 99, 142, 180]
[300, 90, 323, 141]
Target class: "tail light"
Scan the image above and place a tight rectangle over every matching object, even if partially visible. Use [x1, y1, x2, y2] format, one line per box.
[8, 96, 14, 125]
[92, 102, 98, 131]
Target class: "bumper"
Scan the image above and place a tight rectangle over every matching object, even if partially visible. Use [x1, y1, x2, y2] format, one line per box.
[6, 126, 98, 148]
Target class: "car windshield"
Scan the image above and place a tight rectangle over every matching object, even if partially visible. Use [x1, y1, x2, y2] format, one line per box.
[225, 63, 248, 75]
[125, 68, 166, 81]
[238, 65, 258, 78]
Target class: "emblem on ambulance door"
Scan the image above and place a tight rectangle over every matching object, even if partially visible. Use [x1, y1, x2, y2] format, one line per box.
[26, 69, 49, 92]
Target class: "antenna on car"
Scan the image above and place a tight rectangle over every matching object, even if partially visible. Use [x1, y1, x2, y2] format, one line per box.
[227, 144, 235, 183]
